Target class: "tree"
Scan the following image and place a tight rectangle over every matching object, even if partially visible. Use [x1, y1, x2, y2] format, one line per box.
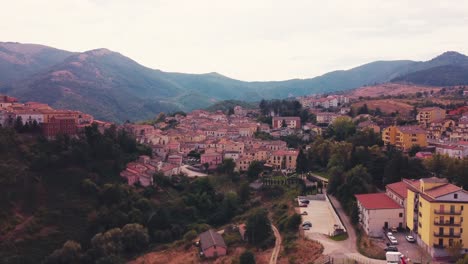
[203, 162, 210, 172]
[217, 158, 236, 175]
[45, 240, 82, 264]
[286, 213, 302, 230]
[447, 241, 464, 262]
[238, 182, 250, 204]
[247, 161, 263, 181]
[408, 145, 421, 157]
[239, 250, 256, 264]
[14, 116, 23, 132]
[296, 148, 309, 174]
[357, 104, 369, 115]
[281, 119, 287, 128]
[456, 254, 468, 264]
[327, 116, 356, 141]
[121, 223, 149, 253]
[245, 209, 273, 247]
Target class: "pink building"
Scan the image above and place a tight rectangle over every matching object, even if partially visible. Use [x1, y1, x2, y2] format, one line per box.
[272, 116, 301, 129]
[201, 152, 223, 168]
[199, 229, 227, 258]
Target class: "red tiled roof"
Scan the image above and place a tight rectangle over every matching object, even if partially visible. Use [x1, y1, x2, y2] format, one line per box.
[425, 184, 461, 198]
[386, 182, 410, 199]
[355, 193, 402, 210]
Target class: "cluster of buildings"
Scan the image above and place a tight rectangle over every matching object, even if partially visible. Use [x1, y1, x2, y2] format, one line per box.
[382, 107, 468, 158]
[355, 177, 468, 258]
[120, 107, 300, 187]
[0, 94, 95, 138]
[298, 94, 349, 109]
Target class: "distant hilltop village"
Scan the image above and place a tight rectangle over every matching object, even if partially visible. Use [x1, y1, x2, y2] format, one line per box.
[0, 94, 111, 138]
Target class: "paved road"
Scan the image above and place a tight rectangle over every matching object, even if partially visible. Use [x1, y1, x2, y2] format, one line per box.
[180, 165, 207, 177]
[304, 193, 386, 264]
[269, 224, 282, 264]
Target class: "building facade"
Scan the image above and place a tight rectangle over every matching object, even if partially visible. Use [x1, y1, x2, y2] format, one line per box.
[417, 107, 446, 127]
[382, 125, 428, 151]
[355, 193, 405, 237]
[272, 116, 301, 129]
[405, 177, 468, 258]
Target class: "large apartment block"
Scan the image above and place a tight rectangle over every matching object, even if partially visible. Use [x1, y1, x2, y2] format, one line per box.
[382, 125, 428, 151]
[417, 107, 446, 127]
[405, 178, 468, 258]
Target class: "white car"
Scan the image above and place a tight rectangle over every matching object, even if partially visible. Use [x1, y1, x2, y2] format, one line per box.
[387, 232, 393, 237]
[388, 236, 398, 245]
[405, 235, 416, 243]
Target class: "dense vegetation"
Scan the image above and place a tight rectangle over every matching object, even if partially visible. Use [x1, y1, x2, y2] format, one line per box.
[0, 125, 250, 263]
[205, 100, 258, 113]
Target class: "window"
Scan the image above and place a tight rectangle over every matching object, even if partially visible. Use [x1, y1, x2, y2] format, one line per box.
[455, 194, 459, 199]
[420, 202, 422, 207]
[399, 213, 403, 217]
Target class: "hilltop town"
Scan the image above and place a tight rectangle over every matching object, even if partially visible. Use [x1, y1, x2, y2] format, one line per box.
[1, 87, 468, 264]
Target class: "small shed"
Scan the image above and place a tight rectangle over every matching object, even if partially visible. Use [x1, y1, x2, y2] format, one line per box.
[199, 229, 227, 258]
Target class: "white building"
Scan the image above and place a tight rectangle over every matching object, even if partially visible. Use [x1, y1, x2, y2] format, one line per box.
[355, 193, 405, 237]
[435, 144, 468, 159]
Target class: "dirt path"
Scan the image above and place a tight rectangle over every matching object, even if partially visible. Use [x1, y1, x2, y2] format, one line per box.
[269, 224, 281, 264]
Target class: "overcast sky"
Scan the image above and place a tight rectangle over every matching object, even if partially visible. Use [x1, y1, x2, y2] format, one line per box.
[2, 0, 468, 81]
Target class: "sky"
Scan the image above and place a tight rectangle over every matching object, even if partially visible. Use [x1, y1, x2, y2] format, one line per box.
[2, 0, 468, 81]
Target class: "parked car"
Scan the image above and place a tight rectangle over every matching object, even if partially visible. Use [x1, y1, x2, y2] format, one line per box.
[384, 246, 399, 252]
[302, 221, 312, 227]
[388, 236, 398, 245]
[386, 232, 393, 237]
[390, 227, 398, 232]
[299, 199, 310, 204]
[301, 211, 308, 215]
[303, 226, 310, 230]
[299, 203, 308, 207]
[405, 235, 416, 243]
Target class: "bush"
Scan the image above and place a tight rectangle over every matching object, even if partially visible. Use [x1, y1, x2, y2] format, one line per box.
[239, 250, 256, 264]
[183, 230, 197, 242]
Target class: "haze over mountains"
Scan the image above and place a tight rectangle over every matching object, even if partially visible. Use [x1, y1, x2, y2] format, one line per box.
[0, 42, 467, 122]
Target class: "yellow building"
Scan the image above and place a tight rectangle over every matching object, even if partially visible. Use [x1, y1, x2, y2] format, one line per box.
[417, 107, 446, 127]
[405, 177, 468, 258]
[266, 150, 298, 171]
[382, 125, 428, 151]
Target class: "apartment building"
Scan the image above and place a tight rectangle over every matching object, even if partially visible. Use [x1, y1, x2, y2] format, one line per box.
[382, 125, 428, 151]
[417, 107, 446, 127]
[405, 177, 468, 258]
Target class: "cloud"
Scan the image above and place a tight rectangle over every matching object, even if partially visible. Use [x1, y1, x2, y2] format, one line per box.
[1, 0, 468, 80]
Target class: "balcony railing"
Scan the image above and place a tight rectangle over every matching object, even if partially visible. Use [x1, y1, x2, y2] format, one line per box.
[434, 221, 461, 227]
[433, 232, 461, 238]
[433, 244, 445, 249]
[434, 209, 462, 215]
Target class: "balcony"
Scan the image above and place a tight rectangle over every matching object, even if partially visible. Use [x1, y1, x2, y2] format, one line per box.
[433, 232, 461, 238]
[434, 221, 461, 227]
[433, 244, 445, 249]
[434, 209, 462, 215]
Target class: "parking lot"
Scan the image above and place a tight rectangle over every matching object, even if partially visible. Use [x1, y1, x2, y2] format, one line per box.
[298, 198, 339, 236]
[384, 232, 431, 263]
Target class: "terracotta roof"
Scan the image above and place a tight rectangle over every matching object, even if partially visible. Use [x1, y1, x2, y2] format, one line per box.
[397, 125, 426, 134]
[355, 193, 403, 210]
[425, 183, 461, 198]
[199, 229, 226, 251]
[386, 182, 410, 199]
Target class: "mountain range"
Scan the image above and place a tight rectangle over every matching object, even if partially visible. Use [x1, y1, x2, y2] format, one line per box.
[0, 41, 467, 122]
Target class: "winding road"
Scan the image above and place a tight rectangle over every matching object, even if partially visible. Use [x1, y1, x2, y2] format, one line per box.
[269, 224, 282, 264]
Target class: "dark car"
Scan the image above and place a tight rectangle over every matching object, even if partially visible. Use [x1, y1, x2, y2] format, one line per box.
[299, 199, 310, 204]
[384, 246, 398, 252]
